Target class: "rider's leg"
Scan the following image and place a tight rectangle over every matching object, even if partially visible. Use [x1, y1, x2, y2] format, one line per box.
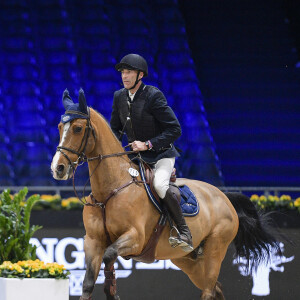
[153, 158, 193, 252]
[153, 157, 175, 199]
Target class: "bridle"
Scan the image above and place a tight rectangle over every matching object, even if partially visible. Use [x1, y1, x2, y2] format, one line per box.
[56, 110, 96, 170]
[55, 110, 142, 206]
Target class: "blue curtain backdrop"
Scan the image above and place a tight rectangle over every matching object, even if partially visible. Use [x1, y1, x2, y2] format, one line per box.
[0, 0, 223, 187]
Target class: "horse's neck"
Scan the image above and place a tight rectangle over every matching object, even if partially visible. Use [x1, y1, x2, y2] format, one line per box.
[87, 111, 131, 201]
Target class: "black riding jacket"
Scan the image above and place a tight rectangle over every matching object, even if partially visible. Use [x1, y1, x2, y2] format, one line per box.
[110, 83, 181, 164]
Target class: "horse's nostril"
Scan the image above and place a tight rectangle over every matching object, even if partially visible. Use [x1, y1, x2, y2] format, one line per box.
[57, 164, 65, 174]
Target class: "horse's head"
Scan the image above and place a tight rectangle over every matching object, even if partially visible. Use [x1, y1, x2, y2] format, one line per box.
[51, 89, 96, 180]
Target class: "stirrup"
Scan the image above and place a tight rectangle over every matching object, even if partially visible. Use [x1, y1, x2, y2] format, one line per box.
[169, 226, 180, 248]
[168, 226, 194, 252]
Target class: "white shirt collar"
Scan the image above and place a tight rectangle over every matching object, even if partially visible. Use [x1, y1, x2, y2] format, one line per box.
[128, 90, 136, 101]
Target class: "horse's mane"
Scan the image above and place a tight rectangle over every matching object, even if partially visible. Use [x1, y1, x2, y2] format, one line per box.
[89, 107, 124, 149]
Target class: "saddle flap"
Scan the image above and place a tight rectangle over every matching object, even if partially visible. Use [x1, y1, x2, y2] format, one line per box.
[144, 163, 160, 202]
[144, 163, 177, 200]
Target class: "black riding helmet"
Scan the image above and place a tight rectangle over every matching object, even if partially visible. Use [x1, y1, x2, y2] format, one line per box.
[115, 54, 148, 90]
[115, 54, 148, 77]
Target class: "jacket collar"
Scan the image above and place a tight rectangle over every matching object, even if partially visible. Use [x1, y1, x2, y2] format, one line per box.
[126, 82, 145, 102]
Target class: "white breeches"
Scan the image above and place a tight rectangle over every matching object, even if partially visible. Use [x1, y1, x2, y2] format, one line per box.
[153, 157, 175, 199]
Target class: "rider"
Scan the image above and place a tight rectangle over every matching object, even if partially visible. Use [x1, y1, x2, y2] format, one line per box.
[110, 53, 193, 252]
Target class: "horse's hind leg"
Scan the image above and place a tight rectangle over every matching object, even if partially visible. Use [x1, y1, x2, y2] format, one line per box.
[171, 236, 228, 300]
[80, 235, 104, 300]
[102, 228, 140, 300]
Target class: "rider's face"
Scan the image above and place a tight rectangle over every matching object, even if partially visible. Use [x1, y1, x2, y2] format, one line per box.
[121, 69, 142, 90]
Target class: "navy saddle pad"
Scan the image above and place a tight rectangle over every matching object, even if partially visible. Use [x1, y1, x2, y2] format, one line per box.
[139, 162, 199, 217]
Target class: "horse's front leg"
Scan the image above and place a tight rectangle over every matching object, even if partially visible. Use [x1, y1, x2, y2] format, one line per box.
[102, 228, 141, 300]
[80, 235, 105, 300]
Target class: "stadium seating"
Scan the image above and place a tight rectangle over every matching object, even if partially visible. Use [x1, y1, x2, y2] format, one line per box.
[0, 0, 222, 187]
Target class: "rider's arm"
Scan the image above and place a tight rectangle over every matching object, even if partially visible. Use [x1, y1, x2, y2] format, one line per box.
[110, 91, 123, 141]
[148, 90, 181, 151]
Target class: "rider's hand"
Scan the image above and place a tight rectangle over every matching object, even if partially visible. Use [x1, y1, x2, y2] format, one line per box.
[130, 141, 148, 152]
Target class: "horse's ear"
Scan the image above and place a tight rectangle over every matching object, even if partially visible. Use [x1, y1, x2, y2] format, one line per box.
[62, 89, 74, 110]
[78, 88, 88, 114]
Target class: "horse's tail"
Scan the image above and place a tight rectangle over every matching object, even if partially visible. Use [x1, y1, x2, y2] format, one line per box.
[225, 192, 282, 270]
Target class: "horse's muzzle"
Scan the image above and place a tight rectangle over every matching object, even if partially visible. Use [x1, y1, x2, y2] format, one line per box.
[53, 163, 73, 180]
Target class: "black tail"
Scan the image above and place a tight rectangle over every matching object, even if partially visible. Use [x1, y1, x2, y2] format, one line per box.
[225, 192, 282, 270]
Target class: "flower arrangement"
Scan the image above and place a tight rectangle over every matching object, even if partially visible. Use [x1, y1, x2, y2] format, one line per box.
[61, 197, 84, 210]
[3, 190, 84, 211]
[0, 259, 69, 279]
[294, 197, 300, 212]
[7, 190, 300, 213]
[0, 188, 70, 284]
[250, 194, 300, 212]
[32, 194, 62, 210]
[20, 194, 84, 210]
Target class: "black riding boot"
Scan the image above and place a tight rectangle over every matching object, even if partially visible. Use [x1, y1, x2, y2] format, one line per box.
[162, 186, 193, 252]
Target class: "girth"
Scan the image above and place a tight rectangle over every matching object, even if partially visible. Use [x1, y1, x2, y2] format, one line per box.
[123, 214, 167, 263]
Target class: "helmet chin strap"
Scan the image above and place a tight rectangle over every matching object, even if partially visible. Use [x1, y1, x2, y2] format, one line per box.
[127, 71, 141, 91]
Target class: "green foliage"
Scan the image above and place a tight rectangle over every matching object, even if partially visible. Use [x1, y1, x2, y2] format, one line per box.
[0, 188, 42, 264]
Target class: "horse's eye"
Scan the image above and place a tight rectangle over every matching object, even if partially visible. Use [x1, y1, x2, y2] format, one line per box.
[74, 126, 82, 133]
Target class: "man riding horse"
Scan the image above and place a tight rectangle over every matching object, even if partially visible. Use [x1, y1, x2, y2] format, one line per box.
[110, 53, 193, 252]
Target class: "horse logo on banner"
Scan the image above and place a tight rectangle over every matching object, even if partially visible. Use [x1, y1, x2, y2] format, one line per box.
[233, 242, 294, 296]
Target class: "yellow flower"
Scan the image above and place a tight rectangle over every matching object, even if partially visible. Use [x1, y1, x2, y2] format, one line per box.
[40, 194, 60, 201]
[280, 195, 291, 201]
[259, 195, 267, 201]
[61, 199, 70, 207]
[251, 194, 259, 201]
[268, 196, 275, 202]
[294, 198, 300, 207]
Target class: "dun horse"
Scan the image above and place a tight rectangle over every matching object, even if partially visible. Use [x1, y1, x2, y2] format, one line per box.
[51, 89, 281, 300]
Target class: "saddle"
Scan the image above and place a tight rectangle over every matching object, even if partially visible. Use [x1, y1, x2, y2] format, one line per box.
[143, 162, 177, 202]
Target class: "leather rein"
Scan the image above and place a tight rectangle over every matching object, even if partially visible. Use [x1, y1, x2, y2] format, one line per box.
[55, 114, 147, 244]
